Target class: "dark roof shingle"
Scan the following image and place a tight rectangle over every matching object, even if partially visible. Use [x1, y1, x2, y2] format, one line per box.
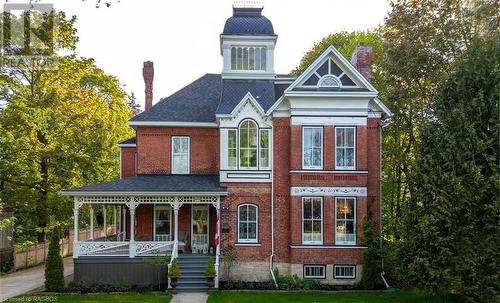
[217, 79, 276, 114]
[130, 74, 222, 123]
[63, 175, 227, 194]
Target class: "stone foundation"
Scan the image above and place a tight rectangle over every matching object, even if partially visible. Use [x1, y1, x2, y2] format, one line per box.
[220, 261, 362, 285]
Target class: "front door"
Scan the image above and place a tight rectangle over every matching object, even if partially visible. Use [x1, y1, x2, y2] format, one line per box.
[191, 205, 209, 254]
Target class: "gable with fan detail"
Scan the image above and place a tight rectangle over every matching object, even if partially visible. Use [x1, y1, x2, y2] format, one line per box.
[286, 45, 378, 95]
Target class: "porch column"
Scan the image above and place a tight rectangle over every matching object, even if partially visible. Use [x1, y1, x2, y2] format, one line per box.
[214, 197, 221, 288]
[173, 198, 180, 258]
[73, 198, 80, 258]
[129, 201, 137, 258]
[113, 206, 117, 235]
[103, 206, 107, 238]
[89, 206, 94, 240]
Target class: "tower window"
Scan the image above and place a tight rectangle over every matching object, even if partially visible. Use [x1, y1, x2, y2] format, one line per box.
[231, 46, 266, 71]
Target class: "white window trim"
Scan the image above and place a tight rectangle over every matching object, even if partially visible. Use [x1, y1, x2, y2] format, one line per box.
[334, 265, 356, 279]
[153, 205, 172, 242]
[302, 197, 323, 245]
[302, 126, 323, 170]
[335, 126, 356, 170]
[303, 265, 326, 279]
[171, 136, 190, 174]
[335, 197, 356, 245]
[237, 204, 259, 243]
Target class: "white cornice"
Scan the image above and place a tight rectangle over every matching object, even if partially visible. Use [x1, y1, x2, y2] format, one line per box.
[129, 121, 219, 128]
[118, 144, 136, 148]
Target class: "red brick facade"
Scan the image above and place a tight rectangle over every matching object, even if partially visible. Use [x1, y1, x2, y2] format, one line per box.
[121, 115, 381, 282]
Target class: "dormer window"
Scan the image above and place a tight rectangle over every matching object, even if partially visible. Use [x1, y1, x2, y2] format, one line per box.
[231, 46, 267, 71]
[318, 75, 341, 88]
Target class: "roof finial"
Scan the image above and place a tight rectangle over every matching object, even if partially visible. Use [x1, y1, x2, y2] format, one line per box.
[233, 0, 264, 9]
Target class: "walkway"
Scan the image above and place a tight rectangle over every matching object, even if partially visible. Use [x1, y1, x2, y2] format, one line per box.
[0, 257, 74, 301]
[171, 293, 208, 303]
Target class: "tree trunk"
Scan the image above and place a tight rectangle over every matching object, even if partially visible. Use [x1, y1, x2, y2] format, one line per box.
[37, 131, 49, 243]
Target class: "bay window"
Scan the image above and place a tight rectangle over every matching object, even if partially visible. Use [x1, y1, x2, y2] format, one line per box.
[227, 119, 270, 170]
[335, 197, 356, 245]
[335, 127, 356, 169]
[302, 127, 323, 169]
[302, 197, 323, 244]
[171, 136, 190, 174]
[238, 204, 258, 243]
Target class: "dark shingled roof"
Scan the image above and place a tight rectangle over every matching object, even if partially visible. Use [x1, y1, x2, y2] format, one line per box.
[217, 79, 276, 115]
[130, 74, 222, 123]
[223, 7, 275, 36]
[118, 137, 136, 145]
[63, 175, 227, 194]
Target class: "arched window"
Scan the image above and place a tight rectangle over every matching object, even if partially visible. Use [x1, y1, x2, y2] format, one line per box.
[238, 204, 258, 243]
[239, 120, 258, 169]
[318, 75, 341, 88]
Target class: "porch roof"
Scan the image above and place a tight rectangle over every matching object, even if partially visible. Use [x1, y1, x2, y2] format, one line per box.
[61, 174, 227, 196]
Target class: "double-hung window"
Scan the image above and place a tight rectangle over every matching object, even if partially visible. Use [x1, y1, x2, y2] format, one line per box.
[228, 130, 237, 168]
[302, 197, 323, 244]
[171, 136, 190, 174]
[335, 127, 356, 169]
[302, 127, 323, 169]
[335, 197, 356, 245]
[259, 129, 270, 169]
[154, 205, 171, 241]
[238, 204, 258, 243]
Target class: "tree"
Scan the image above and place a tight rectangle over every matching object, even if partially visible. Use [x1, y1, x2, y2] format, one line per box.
[358, 215, 384, 289]
[0, 11, 133, 243]
[400, 38, 499, 302]
[45, 227, 64, 291]
[380, 0, 498, 242]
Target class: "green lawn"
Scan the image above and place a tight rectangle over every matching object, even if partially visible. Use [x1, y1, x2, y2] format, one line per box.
[13, 292, 172, 303]
[207, 290, 459, 303]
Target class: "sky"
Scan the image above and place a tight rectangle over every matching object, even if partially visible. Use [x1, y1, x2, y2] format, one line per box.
[7, 0, 391, 109]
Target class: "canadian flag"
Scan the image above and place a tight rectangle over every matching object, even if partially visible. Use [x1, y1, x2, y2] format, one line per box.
[214, 210, 220, 247]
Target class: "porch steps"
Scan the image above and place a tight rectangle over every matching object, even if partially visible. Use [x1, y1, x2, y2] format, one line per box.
[176, 254, 212, 293]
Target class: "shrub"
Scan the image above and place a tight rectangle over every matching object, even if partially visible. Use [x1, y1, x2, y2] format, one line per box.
[204, 258, 216, 278]
[44, 228, 64, 291]
[221, 246, 237, 281]
[169, 258, 181, 278]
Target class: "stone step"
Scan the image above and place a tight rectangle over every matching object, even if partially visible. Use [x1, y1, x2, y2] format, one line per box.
[176, 286, 208, 293]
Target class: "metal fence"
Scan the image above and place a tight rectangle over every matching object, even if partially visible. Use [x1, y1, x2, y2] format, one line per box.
[13, 225, 113, 270]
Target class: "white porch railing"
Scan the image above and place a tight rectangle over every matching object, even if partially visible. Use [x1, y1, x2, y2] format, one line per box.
[75, 241, 174, 258]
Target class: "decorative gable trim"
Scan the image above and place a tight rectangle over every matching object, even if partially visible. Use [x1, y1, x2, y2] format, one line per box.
[285, 45, 378, 94]
[216, 92, 266, 119]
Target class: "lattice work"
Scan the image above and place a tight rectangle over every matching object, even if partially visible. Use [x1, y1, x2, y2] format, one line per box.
[137, 196, 175, 204]
[199, 196, 218, 203]
[179, 197, 194, 203]
[76, 196, 130, 204]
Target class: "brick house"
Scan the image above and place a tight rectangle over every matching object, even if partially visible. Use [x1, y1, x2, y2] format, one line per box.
[62, 4, 391, 292]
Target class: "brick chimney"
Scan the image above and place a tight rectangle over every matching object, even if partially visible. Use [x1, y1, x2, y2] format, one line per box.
[143, 61, 154, 110]
[350, 44, 373, 82]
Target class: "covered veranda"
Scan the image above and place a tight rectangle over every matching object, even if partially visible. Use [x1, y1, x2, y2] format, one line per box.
[61, 175, 227, 285]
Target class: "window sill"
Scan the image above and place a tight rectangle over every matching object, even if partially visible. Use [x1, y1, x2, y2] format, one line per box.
[234, 242, 261, 247]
